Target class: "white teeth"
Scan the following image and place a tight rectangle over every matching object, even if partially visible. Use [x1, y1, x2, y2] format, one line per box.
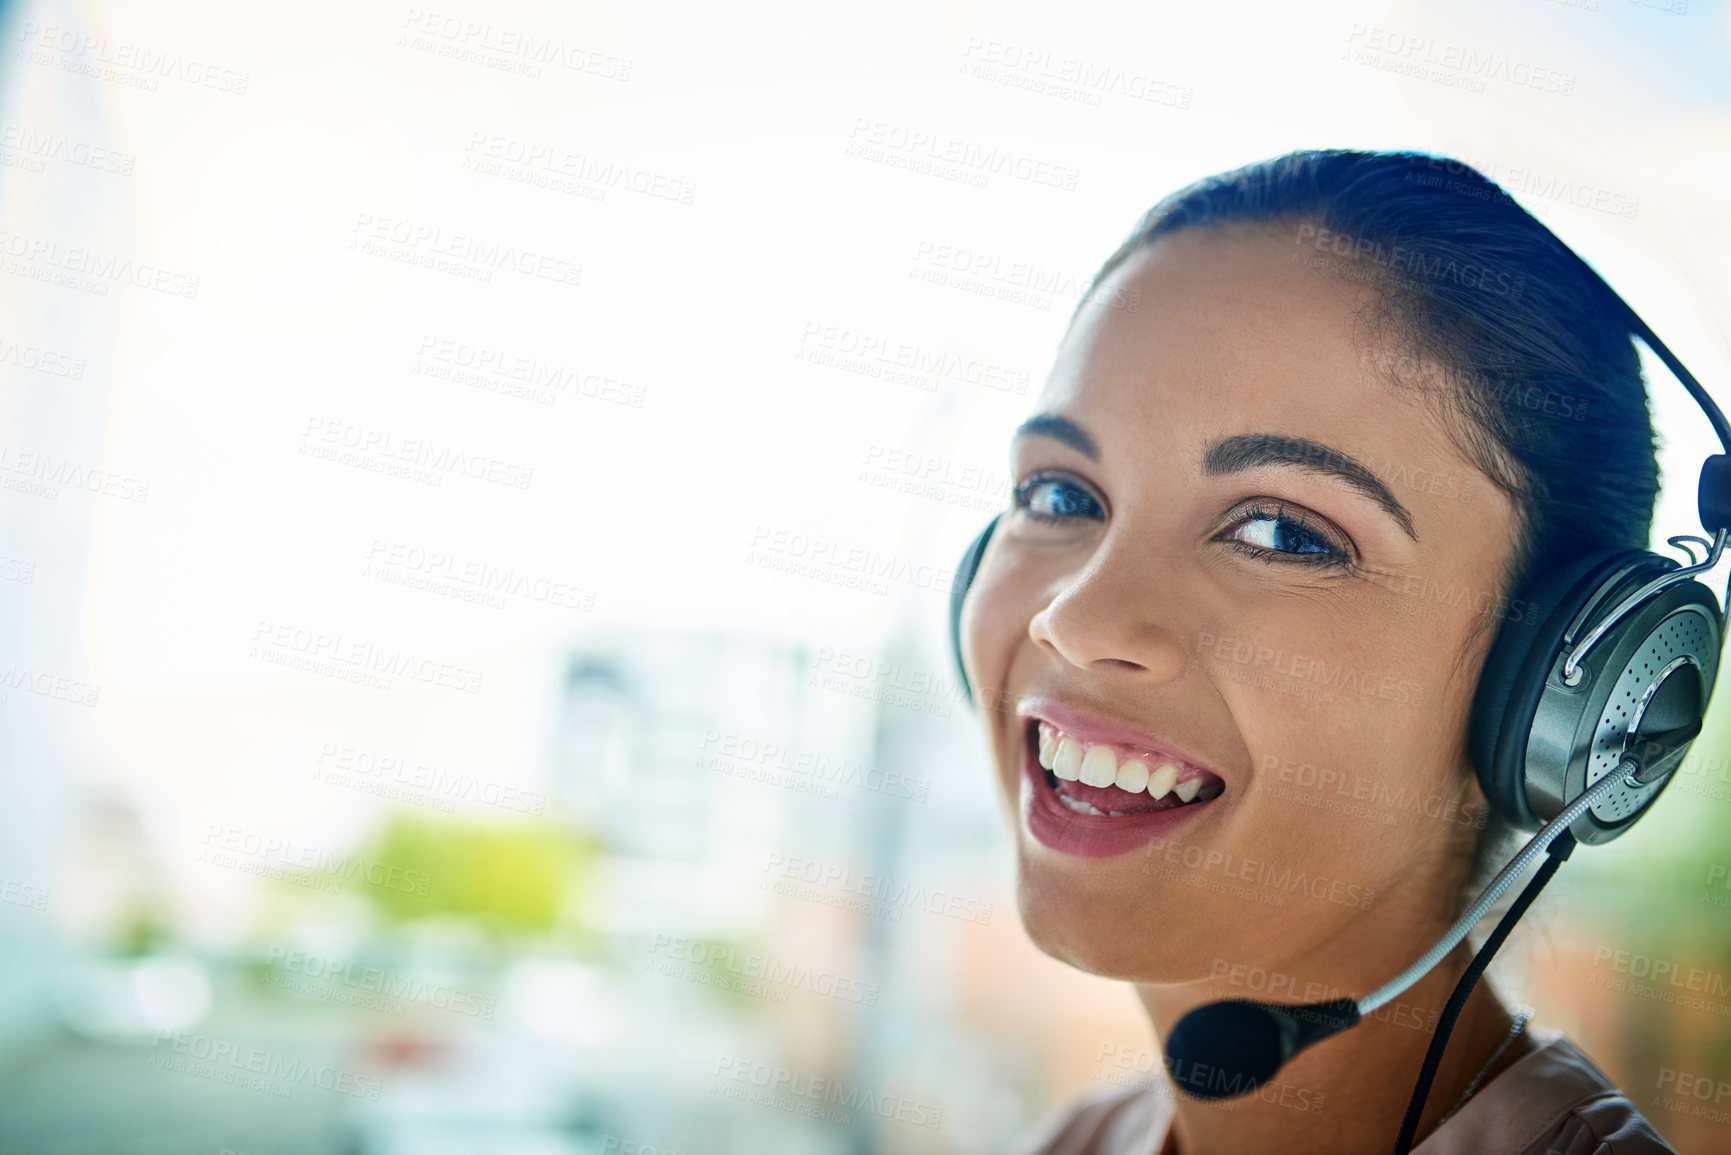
[1033, 721, 1225, 810]
[1147, 762, 1179, 799]
[1053, 737, 1083, 781]
[1079, 745, 1118, 788]
[1114, 759, 1151, 793]
[1056, 793, 1105, 816]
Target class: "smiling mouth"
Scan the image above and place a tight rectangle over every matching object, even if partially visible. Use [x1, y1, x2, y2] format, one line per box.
[1028, 719, 1226, 817]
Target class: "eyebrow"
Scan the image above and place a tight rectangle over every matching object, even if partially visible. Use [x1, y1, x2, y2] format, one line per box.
[1013, 413, 1100, 461]
[1013, 415, 1418, 541]
[1203, 433, 1418, 541]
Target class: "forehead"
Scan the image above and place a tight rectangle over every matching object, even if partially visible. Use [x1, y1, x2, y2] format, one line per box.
[1036, 223, 1461, 486]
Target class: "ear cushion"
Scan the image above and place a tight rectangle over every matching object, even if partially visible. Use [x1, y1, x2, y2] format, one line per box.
[1469, 546, 1678, 828]
[949, 514, 1001, 706]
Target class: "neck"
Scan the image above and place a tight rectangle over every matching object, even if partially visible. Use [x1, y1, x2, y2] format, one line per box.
[1135, 947, 1538, 1155]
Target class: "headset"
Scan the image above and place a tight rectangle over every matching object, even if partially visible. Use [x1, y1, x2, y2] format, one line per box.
[945, 268, 1731, 1152]
[949, 315, 1731, 842]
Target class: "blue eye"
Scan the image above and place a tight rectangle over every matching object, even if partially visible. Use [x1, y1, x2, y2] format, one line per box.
[1008, 482, 1353, 572]
[1221, 500, 1351, 568]
[1012, 474, 1104, 524]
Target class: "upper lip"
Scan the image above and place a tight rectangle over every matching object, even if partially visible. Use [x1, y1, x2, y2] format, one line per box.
[1017, 697, 1227, 779]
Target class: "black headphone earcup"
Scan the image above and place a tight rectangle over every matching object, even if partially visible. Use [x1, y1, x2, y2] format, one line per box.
[949, 514, 1001, 706]
[1469, 547, 1677, 828]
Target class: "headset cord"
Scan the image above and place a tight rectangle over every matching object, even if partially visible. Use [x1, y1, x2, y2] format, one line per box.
[1389, 830, 1578, 1155]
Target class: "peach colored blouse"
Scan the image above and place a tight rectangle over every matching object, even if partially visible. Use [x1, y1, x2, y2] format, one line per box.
[1009, 1030, 1677, 1154]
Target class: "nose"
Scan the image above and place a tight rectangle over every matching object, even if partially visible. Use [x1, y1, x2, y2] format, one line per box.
[1027, 541, 1188, 682]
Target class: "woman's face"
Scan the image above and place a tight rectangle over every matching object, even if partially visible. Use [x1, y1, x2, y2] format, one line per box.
[959, 222, 1520, 985]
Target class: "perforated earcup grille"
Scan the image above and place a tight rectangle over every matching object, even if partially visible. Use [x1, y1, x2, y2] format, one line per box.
[1586, 608, 1716, 824]
[1469, 547, 1644, 828]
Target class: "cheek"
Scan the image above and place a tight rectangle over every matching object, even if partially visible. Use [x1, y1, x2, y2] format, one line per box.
[1227, 683, 1475, 900]
[1200, 589, 1459, 775]
[958, 555, 1041, 713]
[1205, 626, 1462, 838]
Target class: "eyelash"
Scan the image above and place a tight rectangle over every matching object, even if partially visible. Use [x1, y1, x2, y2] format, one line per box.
[1010, 475, 1356, 572]
[1224, 499, 1355, 572]
[1011, 471, 1104, 525]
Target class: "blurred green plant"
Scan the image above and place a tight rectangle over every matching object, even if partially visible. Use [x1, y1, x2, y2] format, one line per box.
[110, 898, 173, 957]
[338, 812, 603, 938]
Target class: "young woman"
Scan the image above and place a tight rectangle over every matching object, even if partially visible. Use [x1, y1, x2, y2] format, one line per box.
[954, 150, 1680, 1153]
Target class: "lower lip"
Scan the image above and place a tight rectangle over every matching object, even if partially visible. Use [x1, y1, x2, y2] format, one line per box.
[1020, 734, 1219, 859]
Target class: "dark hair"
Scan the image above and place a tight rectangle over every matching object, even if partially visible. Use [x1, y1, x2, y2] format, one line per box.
[1076, 149, 1662, 913]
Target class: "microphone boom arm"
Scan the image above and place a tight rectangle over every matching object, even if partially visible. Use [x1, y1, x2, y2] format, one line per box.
[1361, 756, 1648, 1015]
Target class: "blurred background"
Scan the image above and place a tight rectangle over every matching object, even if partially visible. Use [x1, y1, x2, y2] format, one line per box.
[1, 0, 1730, 1151]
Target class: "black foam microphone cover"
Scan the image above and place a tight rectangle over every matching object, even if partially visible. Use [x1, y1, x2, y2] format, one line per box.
[1164, 997, 1360, 1100]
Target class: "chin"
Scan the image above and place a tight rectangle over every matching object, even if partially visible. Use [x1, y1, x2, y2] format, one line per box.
[1013, 851, 1211, 983]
